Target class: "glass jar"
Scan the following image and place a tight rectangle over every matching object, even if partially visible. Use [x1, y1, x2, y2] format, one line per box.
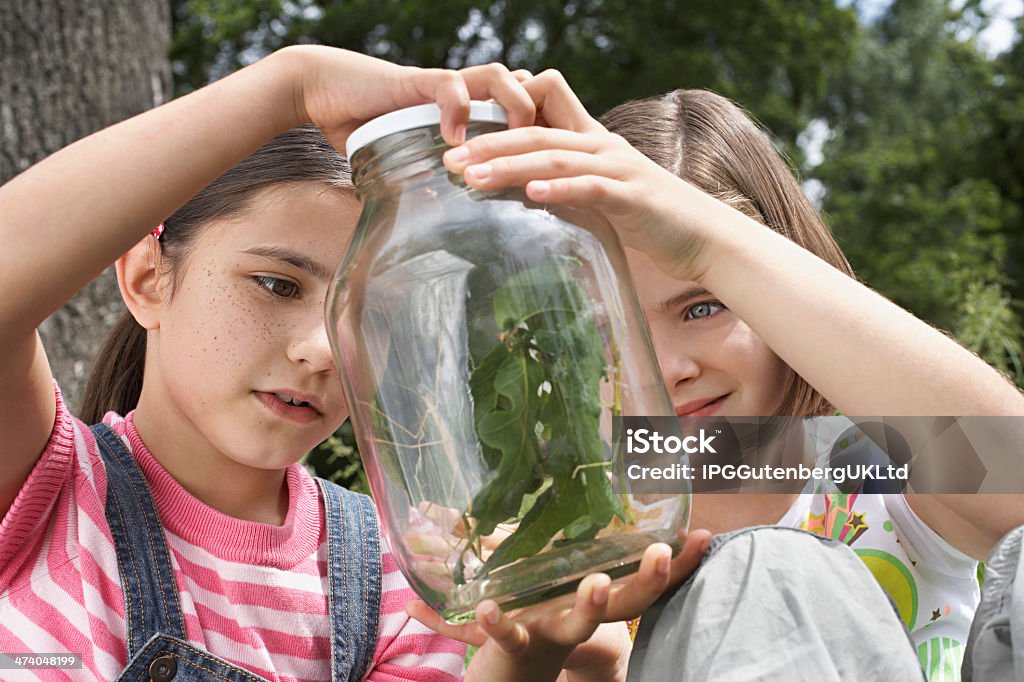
[328, 102, 689, 622]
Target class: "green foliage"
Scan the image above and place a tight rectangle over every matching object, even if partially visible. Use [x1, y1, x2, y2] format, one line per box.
[170, 0, 285, 94]
[814, 0, 1024, 383]
[460, 258, 625, 582]
[983, 13, 1024, 307]
[170, 0, 858, 154]
[955, 278, 1024, 385]
[540, 0, 857, 155]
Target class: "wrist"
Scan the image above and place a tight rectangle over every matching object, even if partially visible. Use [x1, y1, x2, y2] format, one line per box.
[628, 168, 750, 286]
[561, 622, 631, 682]
[263, 46, 314, 130]
[677, 186, 778, 288]
[697, 202, 795, 297]
[467, 639, 575, 682]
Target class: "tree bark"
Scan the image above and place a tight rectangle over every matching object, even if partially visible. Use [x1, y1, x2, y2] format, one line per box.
[0, 0, 171, 412]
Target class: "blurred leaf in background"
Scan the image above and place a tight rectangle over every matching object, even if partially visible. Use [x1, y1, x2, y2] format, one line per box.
[811, 0, 1024, 383]
[955, 278, 1024, 384]
[170, 0, 858, 155]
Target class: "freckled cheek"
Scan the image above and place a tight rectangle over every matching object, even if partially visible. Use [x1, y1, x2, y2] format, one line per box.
[178, 280, 271, 368]
[222, 307, 294, 358]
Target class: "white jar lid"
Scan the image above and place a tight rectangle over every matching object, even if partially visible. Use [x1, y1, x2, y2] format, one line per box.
[345, 101, 508, 159]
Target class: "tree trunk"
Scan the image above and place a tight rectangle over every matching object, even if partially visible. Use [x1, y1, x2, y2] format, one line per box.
[0, 0, 171, 412]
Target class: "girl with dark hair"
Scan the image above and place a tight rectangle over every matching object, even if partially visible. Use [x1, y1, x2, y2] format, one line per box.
[426, 74, 1024, 680]
[0, 48, 703, 681]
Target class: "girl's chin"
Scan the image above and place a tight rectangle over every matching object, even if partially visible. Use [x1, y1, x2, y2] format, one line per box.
[228, 439, 319, 471]
[230, 454, 304, 472]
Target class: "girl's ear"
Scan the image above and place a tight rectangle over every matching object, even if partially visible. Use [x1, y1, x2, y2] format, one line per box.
[116, 235, 165, 330]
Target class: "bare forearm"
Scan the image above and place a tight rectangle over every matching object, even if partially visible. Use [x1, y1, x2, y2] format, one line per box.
[694, 196, 1024, 416]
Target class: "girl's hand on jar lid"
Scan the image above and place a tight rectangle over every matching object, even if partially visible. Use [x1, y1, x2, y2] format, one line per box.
[456, 63, 538, 134]
[441, 68, 721, 283]
[286, 46, 536, 150]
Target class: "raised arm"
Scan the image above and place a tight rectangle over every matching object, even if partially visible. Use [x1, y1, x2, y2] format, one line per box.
[0, 46, 536, 519]
[439, 70, 1024, 418]
[439, 70, 1024, 558]
[0, 46, 299, 520]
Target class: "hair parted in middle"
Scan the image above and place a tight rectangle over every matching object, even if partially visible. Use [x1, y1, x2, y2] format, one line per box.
[599, 89, 855, 417]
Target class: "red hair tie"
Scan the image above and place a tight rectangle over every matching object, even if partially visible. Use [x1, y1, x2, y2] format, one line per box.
[152, 223, 165, 239]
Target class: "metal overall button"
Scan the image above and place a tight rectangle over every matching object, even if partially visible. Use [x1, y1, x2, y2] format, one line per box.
[148, 654, 177, 681]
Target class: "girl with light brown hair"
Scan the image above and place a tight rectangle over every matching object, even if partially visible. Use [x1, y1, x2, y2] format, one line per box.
[430, 75, 1024, 680]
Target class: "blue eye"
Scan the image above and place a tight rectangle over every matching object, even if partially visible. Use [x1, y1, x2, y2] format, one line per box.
[253, 275, 300, 299]
[685, 301, 725, 321]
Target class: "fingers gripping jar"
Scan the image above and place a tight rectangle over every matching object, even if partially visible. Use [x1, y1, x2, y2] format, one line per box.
[328, 103, 689, 622]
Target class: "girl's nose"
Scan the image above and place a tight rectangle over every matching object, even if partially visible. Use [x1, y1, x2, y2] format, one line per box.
[658, 346, 702, 389]
[649, 323, 701, 389]
[288, 312, 337, 375]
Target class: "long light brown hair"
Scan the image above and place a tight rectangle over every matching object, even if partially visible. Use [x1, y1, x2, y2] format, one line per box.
[80, 126, 353, 423]
[600, 90, 855, 416]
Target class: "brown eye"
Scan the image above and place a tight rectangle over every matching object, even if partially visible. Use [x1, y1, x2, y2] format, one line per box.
[253, 275, 300, 299]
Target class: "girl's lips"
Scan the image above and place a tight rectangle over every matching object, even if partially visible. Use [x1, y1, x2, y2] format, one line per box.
[675, 394, 730, 417]
[255, 391, 321, 424]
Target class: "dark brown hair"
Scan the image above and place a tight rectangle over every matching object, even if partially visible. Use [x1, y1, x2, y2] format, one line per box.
[80, 126, 353, 423]
[599, 90, 855, 417]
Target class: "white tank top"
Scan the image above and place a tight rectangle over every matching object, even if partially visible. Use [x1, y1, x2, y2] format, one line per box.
[777, 418, 980, 682]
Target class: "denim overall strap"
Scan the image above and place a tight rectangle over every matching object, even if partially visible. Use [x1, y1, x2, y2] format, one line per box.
[318, 479, 383, 682]
[91, 424, 187, 657]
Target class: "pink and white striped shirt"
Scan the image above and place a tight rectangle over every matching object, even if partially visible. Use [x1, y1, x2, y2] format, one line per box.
[0, 388, 466, 681]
